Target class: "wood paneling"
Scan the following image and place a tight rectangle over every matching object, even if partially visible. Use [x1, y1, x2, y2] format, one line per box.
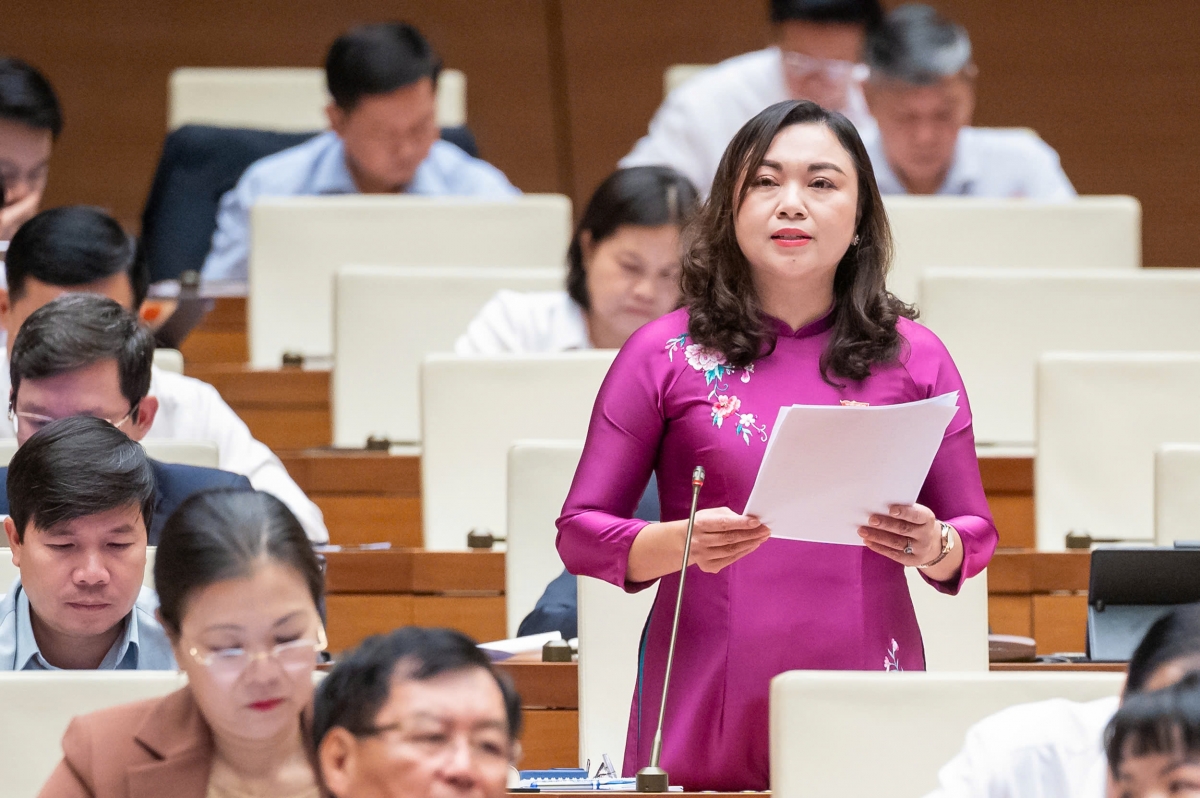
[521, 710, 580, 770]
[1032, 594, 1090, 656]
[988, 594, 1033, 638]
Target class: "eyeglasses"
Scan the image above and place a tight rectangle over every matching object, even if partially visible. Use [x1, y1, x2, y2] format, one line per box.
[188, 626, 328, 684]
[783, 50, 870, 84]
[8, 401, 141, 437]
[354, 720, 513, 764]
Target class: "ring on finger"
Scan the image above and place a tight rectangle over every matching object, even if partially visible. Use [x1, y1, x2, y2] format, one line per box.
[903, 543, 913, 556]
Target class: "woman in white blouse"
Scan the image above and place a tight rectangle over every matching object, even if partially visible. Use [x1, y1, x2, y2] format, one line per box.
[455, 165, 699, 353]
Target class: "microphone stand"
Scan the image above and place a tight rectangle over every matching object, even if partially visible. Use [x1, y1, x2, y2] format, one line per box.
[636, 465, 705, 793]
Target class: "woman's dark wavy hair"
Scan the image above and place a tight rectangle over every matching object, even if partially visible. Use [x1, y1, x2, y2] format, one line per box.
[566, 165, 699, 311]
[681, 99, 915, 385]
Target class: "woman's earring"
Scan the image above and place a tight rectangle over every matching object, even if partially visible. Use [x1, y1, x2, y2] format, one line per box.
[852, 234, 861, 246]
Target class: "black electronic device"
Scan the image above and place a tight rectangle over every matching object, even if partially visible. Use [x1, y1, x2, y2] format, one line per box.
[1087, 546, 1200, 662]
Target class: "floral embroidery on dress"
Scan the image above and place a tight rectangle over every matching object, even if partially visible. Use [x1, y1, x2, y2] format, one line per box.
[840, 399, 869, 407]
[669, 333, 767, 447]
[883, 639, 903, 671]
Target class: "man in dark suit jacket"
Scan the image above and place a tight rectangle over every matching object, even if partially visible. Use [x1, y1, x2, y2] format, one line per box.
[5, 294, 252, 543]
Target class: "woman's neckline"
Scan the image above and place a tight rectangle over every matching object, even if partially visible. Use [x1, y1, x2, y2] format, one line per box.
[762, 307, 836, 339]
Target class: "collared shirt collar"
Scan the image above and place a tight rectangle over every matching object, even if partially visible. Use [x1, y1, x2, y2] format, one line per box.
[862, 125, 980, 196]
[308, 131, 360, 196]
[14, 580, 141, 670]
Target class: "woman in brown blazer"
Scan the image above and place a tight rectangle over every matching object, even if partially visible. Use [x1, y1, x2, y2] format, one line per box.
[39, 490, 329, 798]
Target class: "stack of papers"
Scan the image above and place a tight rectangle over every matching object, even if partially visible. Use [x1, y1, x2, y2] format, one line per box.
[744, 393, 959, 545]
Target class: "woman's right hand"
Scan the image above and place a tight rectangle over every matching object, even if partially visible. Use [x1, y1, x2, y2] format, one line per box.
[687, 507, 772, 573]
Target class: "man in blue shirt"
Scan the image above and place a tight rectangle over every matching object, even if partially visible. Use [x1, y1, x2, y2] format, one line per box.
[0, 416, 175, 669]
[1, 293, 252, 542]
[201, 22, 520, 283]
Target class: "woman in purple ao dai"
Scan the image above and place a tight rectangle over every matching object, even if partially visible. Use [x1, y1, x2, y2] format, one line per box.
[556, 101, 997, 791]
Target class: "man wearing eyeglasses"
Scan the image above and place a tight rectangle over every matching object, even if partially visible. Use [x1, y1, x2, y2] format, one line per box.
[0, 416, 175, 670]
[620, 0, 882, 195]
[859, 5, 1075, 198]
[315, 627, 521, 798]
[0, 293, 251, 544]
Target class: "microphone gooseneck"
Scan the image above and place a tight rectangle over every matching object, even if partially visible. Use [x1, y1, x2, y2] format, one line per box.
[636, 465, 705, 792]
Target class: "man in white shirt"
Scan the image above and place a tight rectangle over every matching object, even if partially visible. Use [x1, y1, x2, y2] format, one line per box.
[0, 206, 328, 543]
[861, 4, 1075, 199]
[620, 0, 882, 195]
[926, 603, 1200, 798]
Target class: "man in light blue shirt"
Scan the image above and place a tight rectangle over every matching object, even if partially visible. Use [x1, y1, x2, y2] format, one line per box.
[0, 417, 175, 670]
[860, 4, 1076, 199]
[201, 22, 519, 283]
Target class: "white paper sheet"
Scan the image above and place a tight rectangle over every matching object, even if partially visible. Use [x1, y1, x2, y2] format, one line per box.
[744, 392, 960, 546]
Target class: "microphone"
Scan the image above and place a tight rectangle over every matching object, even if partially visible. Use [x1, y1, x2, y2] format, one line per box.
[636, 465, 705, 793]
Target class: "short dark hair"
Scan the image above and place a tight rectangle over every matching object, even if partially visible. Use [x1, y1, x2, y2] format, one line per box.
[1106, 670, 1200, 776]
[770, 0, 883, 26]
[313, 627, 523, 748]
[325, 22, 441, 112]
[682, 99, 914, 384]
[6, 206, 149, 310]
[0, 58, 62, 139]
[10, 293, 154, 413]
[566, 166, 699, 312]
[865, 4, 973, 86]
[1126, 604, 1200, 695]
[154, 490, 324, 635]
[7, 416, 156, 543]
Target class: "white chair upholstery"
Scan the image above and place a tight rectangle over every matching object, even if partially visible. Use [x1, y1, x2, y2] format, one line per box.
[1037, 353, 1200, 549]
[906, 567, 989, 671]
[0, 548, 157, 594]
[420, 352, 615, 550]
[0, 671, 187, 798]
[577, 575, 657, 773]
[885, 195, 1140, 303]
[505, 441, 584, 637]
[663, 64, 709, 97]
[248, 195, 572, 366]
[919, 269, 1200, 446]
[0, 440, 218, 469]
[333, 266, 565, 447]
[770, 671, 1123, 798]
[152, 348, 185, 374]
[1155, 443, 1200, 546]
[168, 67, 466, 131]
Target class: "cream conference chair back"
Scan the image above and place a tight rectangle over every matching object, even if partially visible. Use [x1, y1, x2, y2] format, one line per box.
[168, 67, 466, 131]
[333, 266, 565, 447]
[248, 194, 572, 367]
[1037, 353, 1200, 549]
[886, 195, 1140, 304]
[420, 352, 614, 550]
[577, 574, 657, 774]
[505, 440, 584, 638]
[152, 348, 185, 374]
[0, 548, 157, 595]
[0, 440, 218, 469]
[1155, 443, 1200, 547]
[919, 269, 1200, 447]
[906, 567, 989, 672]
[770, 670, 1123, 798]
[0, 671, 327, 798]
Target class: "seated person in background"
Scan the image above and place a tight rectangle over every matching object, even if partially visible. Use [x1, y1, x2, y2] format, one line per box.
[202, 21, 519, 282]
[0, 417, 174, 670]
[456, 165, 699, 353]
[620, 0, 881, 194]
[2, 294, 253, 542]
[861, 4, 1075, 198]
[39, 490, 327, 797]
[0, 206, 329, 542]
[0, 58, 61, 240]
[1104, 671, 1200, 798]
[315, 626, 519, 798]
[926, 602, 1200, 798]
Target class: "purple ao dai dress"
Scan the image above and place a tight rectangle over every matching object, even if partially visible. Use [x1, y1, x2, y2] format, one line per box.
[556, 307, 997, 791]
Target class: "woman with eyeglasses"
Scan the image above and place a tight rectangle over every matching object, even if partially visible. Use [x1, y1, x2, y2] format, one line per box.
[38, 489, 329, 798]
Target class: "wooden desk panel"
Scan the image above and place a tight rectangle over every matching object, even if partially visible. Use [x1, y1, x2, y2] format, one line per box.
[988, 551, 1090, 654]
[978, 456, 1035, 549]
[179, 298, 248, 366]
[521, 710, 580, 770]
[184, 365, 331, 449]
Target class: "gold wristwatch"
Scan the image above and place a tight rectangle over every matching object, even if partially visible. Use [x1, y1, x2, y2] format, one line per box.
[917, 522, 956, 570]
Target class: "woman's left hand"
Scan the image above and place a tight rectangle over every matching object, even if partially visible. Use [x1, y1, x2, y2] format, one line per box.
[858, 503, 941, 565]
